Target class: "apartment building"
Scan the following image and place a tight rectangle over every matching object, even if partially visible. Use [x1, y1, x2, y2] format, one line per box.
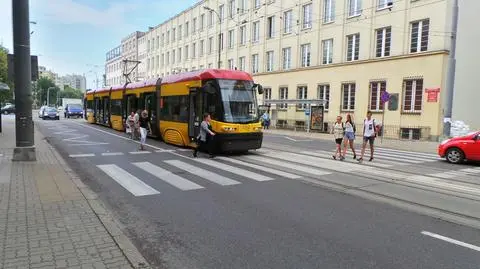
[105, 46, 122, 86]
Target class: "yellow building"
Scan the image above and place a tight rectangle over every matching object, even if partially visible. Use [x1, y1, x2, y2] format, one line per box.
[141, 0, 453, 141]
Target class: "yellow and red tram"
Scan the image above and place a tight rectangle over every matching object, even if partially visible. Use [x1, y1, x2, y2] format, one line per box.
[84, 69, 265, 152]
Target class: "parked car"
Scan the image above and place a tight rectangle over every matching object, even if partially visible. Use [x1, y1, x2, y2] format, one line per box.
[38, 105, 47, 118]
[64, 104, 83, 118]
[1, 104, 15, 115]
[438, 131, 480, 163]
[41, 107, 60, 120]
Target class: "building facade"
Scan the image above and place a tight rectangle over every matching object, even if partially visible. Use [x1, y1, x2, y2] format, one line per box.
[105, 46, 123, 86]
[107, 0, 455, 140]
[59, 74, 87, 91]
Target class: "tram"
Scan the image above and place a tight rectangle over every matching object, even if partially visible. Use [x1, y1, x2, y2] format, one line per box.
[84, 69, 265, 152]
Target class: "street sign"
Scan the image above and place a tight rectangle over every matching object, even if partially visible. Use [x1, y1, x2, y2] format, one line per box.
[305, 108, 310, 115]
[381, 91, 391, 103]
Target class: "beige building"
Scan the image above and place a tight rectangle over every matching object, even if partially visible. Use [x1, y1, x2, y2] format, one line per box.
[133, 0, 455, 140]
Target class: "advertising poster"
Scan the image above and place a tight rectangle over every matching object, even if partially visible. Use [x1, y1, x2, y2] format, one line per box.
[310, 106, 324, 131]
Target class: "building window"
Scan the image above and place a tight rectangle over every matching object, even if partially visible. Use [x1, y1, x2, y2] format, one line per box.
[208, 37, 214, 54]
[200, 40, 204, 56]
[267, 16, 275, 38]
[178, 25, 182, 40]
[228, 30, 235, 49]
[155, 56, 159, 69]
[283, 10, 292, 34]
[252, 21, 260, 43]
[252, 54, 259, 73]
[302, 4, 312, 29]
[239, 56, 246, 71]
[322, 39, 333, 64]
[156, 36, 159, 50]
[208, 11, 214, 26]
[240, 26, 247, 45]
[301, 43, 311, 67]
[376, 27, 391, 57]
[279, 87, 288, 109]
[348, 0, 362, 17]
[172, 28, 176, 42]
[240, 0, 247, 13]
[192, 18, 197, 34]
[342, 83, 356, 111]
[318, 84, 330, 110]
[185, 22, 189, 37]
[323, 0, 335, 23]
[378, 0, 393, 10]
[172, 50, 175, 64]
[229, 0, 236, 18]
[228, 59, 235, 69]
[200, 14, 205, 31]
[297, 86, 308, 109]
[403, 79, 423, 113]
[184, 45, 189, 59]
[266, 51, 274, 72]
[370, 81, 386, 111]
[282, 47, 291, 70]
[161, 33, 165, 45]
[346, 33, 360, 61]
[161, 54, 165, 66]
[178, 48, 182, 62]
[220, 33, 224, 51]
[192, 43, 197, 58]
[264, 88, 272, 100]
[166, 31, 170, 43]
[255, 0, 261, 9]
[410, 19, 429, 53]
[166, 52, 170, 65]
[219, 5, 225, 22]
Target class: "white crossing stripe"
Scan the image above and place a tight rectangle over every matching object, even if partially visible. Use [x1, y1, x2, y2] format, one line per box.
[97, 164, 160, 196]
[129, 151, 151, 155]
[406, 175, 480, 195]
[69, 154, 95, 158]
[164, 160, 241, 186]
[216, 157, 302, 179]
[132, 162, 204, 191]
[193, 158, 275, 182]
[460, 168, 480, 174]
[375, 147, 439, 158]
[422, 231, 480, 252]
[243, 155, 331, 176]
[155, 149, 175, 153]
[101, 152, 124, 156]
[369, 150, 439, 162]
[300, 151, 394, 168]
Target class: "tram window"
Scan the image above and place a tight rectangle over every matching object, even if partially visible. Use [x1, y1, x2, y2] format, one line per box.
[203, 92, 222, 120]
[160, 95, 188, 122]
[111, 100, 122, 116]
[87, 100, 93, 109]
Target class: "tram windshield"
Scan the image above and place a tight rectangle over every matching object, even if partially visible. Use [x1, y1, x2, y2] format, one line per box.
[218, 79, 259, 124]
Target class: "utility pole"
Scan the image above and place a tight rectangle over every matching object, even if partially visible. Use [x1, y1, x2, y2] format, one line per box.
[12, 0, 36, 161]
[443, 0, 459, 138]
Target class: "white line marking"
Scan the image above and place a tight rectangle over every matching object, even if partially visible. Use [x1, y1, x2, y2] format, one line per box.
[421, 231, 480, 252]
[101, 152, 124, 156]
[155, 149, 175, 153]
[164, 160, 241, 186]
[193, 158, 274, 182]
[460, 168, 480, 174]
[53, 129, 77, 134]
[407, 175, 480, 195]
[69, 154, 95, 158]
[216, 157, 302, 179]
[243, 155, 331, 176]
[68, 142, 110, 146]
[375, 147, 438, 157]
[62, 135, 89, 141]
[133, 162, 204, 191]
[129, 151, 151, 155]
[97, 164, 160, 196]
[177, 148, 192, 152]
[284, 136, 312, 142]
[300, 151, 394, 168]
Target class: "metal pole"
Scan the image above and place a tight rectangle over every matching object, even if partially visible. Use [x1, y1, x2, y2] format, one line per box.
[12, 0, 36, 160]
[443, 0, 458, 138]
[381, 106, 386, 143]
[47, 87, 50, 106]
[218, 32, 221, 69]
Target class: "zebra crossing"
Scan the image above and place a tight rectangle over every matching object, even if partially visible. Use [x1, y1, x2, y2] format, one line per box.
[72, 146, 480, 198]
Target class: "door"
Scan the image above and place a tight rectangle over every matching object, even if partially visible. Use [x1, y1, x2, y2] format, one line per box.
[94, 98, 100, 123]
[141, 92, 159, 137]
[471, 132, 480, 160]
[103, 97, 110, 125]
[188, 88, 203, 139]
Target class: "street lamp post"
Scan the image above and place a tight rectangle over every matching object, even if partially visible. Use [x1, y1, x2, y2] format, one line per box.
[203, 6, 222, 69]
[46, 87, 55, 106]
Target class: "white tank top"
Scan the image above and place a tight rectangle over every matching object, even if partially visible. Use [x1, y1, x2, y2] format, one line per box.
[364, 119, 376, 137]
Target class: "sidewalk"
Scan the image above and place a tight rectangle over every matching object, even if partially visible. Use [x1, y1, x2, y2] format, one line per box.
[263, 128, 439, 154]
[0, 116, 150, 269]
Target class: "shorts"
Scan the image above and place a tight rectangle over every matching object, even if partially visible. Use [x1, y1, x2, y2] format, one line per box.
[335, 138, 343, 145]
[363, 136, 375, 145]
[344, 132, 355, 141]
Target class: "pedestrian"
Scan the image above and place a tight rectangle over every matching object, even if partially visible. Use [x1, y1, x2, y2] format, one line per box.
[138, 110, 151, 151]
[134, 110, 141, 140]
[126, 111, 135, 139]
[193, 113, 216, 158]
[342, 113, 357, 159]
[358, 111, 379, 162]
[262, 111, 270, 130]
[332, 115, 345, 160]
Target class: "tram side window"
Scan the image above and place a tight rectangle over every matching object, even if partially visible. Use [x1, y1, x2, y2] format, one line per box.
[111, 99, 122, 116]
[87, 100, 93, 110]
[160, 95, 188, 122]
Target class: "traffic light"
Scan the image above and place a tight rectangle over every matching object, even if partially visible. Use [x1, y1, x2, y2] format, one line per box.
[388, 93, 399, 111]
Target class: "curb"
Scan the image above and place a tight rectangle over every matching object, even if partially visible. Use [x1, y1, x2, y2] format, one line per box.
[40, 127, 152, 269]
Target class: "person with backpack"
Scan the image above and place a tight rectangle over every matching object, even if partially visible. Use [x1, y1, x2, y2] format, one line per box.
[358, 111, 379, 162]
[342, 113, 357, 159]
[331, 115, 345, 160]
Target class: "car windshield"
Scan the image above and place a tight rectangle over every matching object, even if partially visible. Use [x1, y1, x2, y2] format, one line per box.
[218, 79, 258, 123]
[69, 104, 82, 109]
[46, 107, 57, 112]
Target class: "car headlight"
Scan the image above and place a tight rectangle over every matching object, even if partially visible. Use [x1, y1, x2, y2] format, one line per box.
[56, 112, 59, 116]
[440, 139, 450, 145]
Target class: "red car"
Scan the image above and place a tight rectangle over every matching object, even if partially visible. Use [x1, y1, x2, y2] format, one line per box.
[438, 131, 480, 163]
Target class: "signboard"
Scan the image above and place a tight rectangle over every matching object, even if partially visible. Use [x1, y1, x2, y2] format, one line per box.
[388, 93, 399, 111]
[310, 106, 324, 131]
[381, 91, 391, 104]
[425, 88, 440, 102]
[305, 107, 310, 116]
[7, 54, 39, 82]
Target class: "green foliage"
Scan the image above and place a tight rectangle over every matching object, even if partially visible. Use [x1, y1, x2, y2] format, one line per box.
[0, 45, 13, 106]
[36, 76, 60, 106]
[59, 85, 84, 99]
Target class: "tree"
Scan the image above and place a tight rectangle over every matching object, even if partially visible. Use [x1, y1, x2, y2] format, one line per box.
[59, 85, 84, 99]
[0, 45, 13, 106]
[36, 76, 59, 106]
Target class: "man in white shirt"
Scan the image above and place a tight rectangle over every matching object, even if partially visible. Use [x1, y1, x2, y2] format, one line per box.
[358, 111, 378, 162]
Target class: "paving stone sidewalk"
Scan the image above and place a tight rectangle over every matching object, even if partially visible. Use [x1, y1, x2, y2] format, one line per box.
[0, 116, 150, 269]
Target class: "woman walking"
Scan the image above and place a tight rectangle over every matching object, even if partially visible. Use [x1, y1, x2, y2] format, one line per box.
[138, 110, 151, 151]
[193, 113, 216, 158]
[343, 113, 357, 159]
[332, 116, 345, 160]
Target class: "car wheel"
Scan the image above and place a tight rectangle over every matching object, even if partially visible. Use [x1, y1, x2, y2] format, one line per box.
[56, 116, 60, 120]
[42, 116, 46, 120]
[446, 147, 464, 164]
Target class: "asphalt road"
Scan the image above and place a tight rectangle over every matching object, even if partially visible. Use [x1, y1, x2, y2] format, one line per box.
[35, 117, 480, 269]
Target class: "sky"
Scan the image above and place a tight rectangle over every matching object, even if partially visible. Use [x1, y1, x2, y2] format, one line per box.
[0, 0, 198, 89]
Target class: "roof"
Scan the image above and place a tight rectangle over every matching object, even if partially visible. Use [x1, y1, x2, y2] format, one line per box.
[161, 69, 253, 84]
[125, 78, 160, 89]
